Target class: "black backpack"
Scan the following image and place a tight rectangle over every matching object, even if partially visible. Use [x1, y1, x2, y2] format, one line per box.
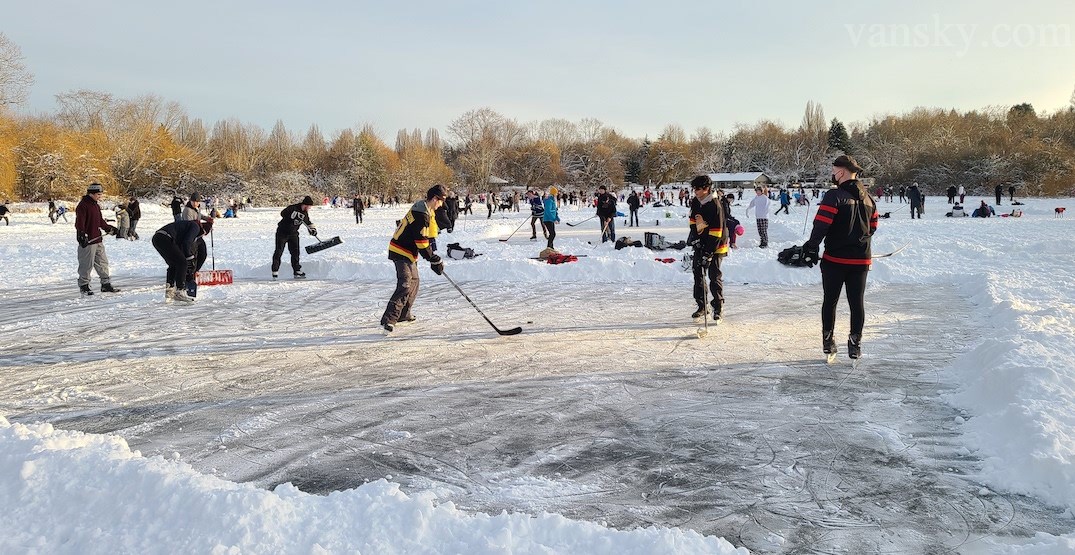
[447, 242, 479, 260]
[777, 245, 809, 267]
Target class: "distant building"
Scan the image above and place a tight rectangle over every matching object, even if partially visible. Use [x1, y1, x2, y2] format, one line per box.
[707, 172, 773, 189]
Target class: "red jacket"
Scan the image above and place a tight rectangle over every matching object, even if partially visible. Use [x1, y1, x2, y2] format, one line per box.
[75, 195, 114, 245]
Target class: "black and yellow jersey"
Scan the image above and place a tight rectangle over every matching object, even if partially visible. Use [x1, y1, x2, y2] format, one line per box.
[388, 201, 436, 263]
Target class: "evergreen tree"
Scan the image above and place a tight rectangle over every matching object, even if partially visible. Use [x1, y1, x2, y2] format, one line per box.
[827, 118, 853, 154]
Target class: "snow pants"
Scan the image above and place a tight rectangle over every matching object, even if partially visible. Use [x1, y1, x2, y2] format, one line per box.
[77, 242, 110, 287]
[271, 232, 301, 274]
[820, 259, 869, 340]
[382, 259, 419, 325]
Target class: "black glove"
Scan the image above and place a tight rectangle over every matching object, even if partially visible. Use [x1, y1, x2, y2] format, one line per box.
[801, 243, 819, 267]
[700, 254, 713, 267]
[308, 226, 318, 237]
[77, 232, 89, 248]
[430, 260, 444, 275]
[106, 227, 117, 236]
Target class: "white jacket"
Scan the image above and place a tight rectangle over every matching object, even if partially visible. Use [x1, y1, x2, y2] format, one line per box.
[745, 194, 770, 220]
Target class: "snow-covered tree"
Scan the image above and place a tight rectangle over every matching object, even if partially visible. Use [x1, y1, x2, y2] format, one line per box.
[0, 33, 33, 108]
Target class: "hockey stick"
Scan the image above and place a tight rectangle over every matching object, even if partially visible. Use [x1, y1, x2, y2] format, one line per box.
[441, 271, 522, 336]
[592, 218, 611, 249]
[802, 201, 812, 236]
[697, 262, 709, 339]
[498, 218, 529, 242]
[872, 243, 910, 258]
[565, 215, 596, 227]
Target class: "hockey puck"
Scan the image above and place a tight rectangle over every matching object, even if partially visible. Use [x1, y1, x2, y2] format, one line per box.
[526, 320, 534, 324]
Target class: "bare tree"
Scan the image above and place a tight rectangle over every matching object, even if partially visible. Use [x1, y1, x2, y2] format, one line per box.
[0, 33, 33, 108]
[447, 107, 516, 189]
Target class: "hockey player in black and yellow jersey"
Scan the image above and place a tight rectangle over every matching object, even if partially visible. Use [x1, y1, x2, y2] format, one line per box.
[381, 185, 448, 332]
[687, 175, 730, 322]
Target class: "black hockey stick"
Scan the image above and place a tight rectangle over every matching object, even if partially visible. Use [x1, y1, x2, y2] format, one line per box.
[442, 271, 522, 336]
[498, 219, 529, 242]
[565, 215, 597, 227]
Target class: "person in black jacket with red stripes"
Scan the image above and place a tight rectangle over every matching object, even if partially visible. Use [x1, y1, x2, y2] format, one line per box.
[802, 155, 879, 359]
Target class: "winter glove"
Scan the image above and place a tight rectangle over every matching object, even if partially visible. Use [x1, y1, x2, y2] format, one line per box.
[77, 232, 89, 248]
[700, 254, 714, 267]
[308, 226, 318, 237]
[801, 243, 819, 267]
[430, 260, 445, 275]
[106, 227, 117, 236]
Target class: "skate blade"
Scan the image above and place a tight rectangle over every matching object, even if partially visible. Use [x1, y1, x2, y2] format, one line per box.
[696, 328, 708, 339]
[826, 352, 838, 364]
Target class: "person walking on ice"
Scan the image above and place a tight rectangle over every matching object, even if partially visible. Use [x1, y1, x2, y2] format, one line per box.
[74, 183, 120, 296]
[800, 155, 879, 360]
[271, 195, 318, 279]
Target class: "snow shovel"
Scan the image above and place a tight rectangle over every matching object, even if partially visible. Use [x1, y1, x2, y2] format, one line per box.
[306, 236, 343, 254]
[194, 229, 234, 286]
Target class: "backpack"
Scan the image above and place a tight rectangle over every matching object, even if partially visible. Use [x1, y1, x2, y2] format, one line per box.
[446, 242, 479, 260]
[777, 245, 812, 267]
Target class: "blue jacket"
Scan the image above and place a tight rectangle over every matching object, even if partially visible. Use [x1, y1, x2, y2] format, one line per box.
[542, 196, 559, 223]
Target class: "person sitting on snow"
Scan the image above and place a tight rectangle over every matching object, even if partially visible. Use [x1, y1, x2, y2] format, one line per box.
[971, 200, 995, 218]
[947, 203, 967, 217]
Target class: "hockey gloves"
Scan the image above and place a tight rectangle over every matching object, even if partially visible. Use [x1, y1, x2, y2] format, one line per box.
[801, 243, 819, 267]
[429, 254, 445, 275]
[308, 226, 318, 237]
[77, 232, 89, 248]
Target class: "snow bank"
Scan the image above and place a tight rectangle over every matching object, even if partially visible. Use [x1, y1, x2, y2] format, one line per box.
[0, 417, 745, 554]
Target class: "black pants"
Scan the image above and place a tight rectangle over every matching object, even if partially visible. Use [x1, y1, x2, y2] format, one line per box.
[544, 221, 556, 248]
[129, 218, 140, 239]
[271, 232, 300, 273]
[692, 253, 724, 314]
[355, 211, 363, 223]
[530, 216, 546, 239]
[152, 233, 189, 289]
[910, 205, 920, 219]
[629, 208, 639, 226]
[820, 259, 869, 339]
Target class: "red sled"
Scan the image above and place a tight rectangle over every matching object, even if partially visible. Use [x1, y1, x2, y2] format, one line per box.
[195, 269, 234, 286]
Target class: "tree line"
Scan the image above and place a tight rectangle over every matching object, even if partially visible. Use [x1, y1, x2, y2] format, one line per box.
[1, 29, 1073, 202]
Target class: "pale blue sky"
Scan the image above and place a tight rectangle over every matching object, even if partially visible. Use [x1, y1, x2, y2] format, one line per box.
[3, 0, 1073, 140]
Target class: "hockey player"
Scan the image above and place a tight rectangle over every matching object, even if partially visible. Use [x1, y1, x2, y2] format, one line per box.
[687, 175, 729, 322]
[381, 185, 447, 332]
[152, 217, 213, 302]
[800, 155, 879, 360]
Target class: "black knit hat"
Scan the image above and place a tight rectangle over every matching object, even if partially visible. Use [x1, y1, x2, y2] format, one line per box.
[301, 195, 315, 206]
[190, 192, 202, 202]
[87, 183, 103, 194]
[832, 155, 863, 173]
[690, 175, 713, 190]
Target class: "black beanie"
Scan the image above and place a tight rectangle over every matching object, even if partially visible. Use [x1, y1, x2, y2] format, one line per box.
[301, 196, 315, 206]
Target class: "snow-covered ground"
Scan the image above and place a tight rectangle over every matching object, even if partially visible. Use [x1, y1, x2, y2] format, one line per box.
[1, 193, 1074, 553]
